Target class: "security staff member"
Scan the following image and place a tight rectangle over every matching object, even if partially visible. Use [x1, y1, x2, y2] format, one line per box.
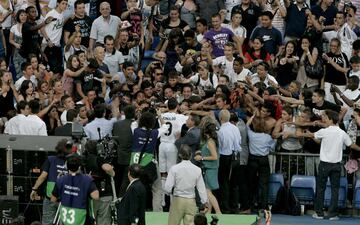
[51, 153, 99, 225]
[30, 139, 72, 225]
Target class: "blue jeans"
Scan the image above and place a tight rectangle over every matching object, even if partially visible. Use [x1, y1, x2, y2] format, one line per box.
[42, 198, 58, 225]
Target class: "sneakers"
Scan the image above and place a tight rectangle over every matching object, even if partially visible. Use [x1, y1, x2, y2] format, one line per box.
[312, 213, 324, 219]
[325, 215, 339, 221]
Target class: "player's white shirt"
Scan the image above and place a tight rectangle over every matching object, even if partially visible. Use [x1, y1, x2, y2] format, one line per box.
[160, 112, 188, 143]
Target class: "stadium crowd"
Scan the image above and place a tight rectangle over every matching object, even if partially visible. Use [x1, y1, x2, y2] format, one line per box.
[1, 0, 360, 224]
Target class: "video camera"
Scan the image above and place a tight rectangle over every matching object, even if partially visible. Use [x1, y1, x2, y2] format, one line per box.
[96, 128, 118, 164]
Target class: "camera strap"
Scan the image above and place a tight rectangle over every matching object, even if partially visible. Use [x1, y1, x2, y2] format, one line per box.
[138, 129, 151, 165]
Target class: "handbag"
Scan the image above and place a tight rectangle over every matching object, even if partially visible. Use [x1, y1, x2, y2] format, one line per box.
[138, 130, 158, 184]
[304, 57, 324, 79]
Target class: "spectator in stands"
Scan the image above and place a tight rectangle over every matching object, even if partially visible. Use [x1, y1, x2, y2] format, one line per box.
[20, 6, 53, 60]
[103, 35, 124, 75]
[263, 0, 287, 37]
[9, 9, 27, 77]
[284, 0, 308, 41]
[311, 0, 338, 32]
[63, 0, 93, 47]
[296, 35, 320, 92]
[54, 108, 78, 136]
[272, 40, 299, 88]
[250, 11, 283, 55]
[244, 37, 271, 71]
[221, 10, 246, 57]
[195, 18, 207, 43]
[232, 0, 262, 39]
[196, 0, 225, 24]
[41, 0, 68, 75]
[89, 1, 121, 52]
[0, 70, 17, 118]
[64, 28, 87, 61]
[14, 62, 37, 91]
[304, 110, 352, 220]
[203, 14, 241, 57]
[249, 62, 278, 87]
[60, 94, 75, 125]
[165, 144, 208, 225]
[323, 38, 350, 103]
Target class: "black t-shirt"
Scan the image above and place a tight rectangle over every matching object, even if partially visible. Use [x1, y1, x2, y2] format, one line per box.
[324, 52, 349, 85]
[232, 3, 261, 38]
[161, 18, 188, 31]
[21, 21, 41, 57]
[304, 99, 341, 120]
[64, 15, 93, 47]
[74, 70, 102, 101]
[276, 59, 298, 87]
[0, 89, 14, 117]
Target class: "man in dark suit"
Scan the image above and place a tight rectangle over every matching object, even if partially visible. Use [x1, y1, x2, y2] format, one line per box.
[54, 109, 78, 136]
[117, 164, 146, 225]
[175, 114, 201, 164]
[112, 105, 135, 196]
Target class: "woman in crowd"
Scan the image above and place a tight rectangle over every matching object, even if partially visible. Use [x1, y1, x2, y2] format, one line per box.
[273, 40, 299, 88]
[62, 54, 86, 96]
[18, 80, 38, 102]
[37, 80, 52, 107]
[9, 9, 27, 77]
[195, 122, 222, 214]
[296, 35, 320, 92]
[244, 37, 271, 72]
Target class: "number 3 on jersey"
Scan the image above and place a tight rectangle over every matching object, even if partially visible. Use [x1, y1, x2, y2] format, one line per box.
[164, 122, 173, 136]
[62, 207, 75, 224]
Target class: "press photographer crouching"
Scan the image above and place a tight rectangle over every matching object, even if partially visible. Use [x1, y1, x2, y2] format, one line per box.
[84, 140, 116, 225]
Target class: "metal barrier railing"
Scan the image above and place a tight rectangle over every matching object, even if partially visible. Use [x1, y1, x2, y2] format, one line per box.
[269, 152, 350, 185]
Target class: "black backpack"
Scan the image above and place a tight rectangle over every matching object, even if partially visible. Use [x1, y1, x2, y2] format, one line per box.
[271, 186, 301, 216]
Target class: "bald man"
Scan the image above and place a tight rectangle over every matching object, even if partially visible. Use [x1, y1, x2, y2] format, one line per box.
[89, 2, 121, 51]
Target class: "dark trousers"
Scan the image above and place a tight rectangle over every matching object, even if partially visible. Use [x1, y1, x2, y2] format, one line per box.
[229, 164, 248, 210]
[315, 161, 341, 216]
[218, 154, 232, 210]
[115, 164, 130, 197]
[246, 154, 270, 210]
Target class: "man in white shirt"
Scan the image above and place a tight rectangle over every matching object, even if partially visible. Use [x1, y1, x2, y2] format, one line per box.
[230, 56, 252, 83]
[41, 0, 68, 75]
[14, 62, 37, 91]
[164, 145, 208, 225]
[249, 62, 278, 87]
[212, 43, 235, 83]
[186, 62, 218, 92]
[89, 2, 121, 51]
[304, 110, 352, 220]
[84, 104, 116, 140]
[18, 100, 47, 136]
[4, 101, 29, 134]
[103, 35, 124, 75]
[60, 95, 76, 125]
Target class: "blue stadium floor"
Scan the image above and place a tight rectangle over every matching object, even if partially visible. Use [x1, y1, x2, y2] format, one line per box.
[270, 214, 360, 225]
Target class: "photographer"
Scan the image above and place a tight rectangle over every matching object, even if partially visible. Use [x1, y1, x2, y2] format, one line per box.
[84, 140, 115, 225]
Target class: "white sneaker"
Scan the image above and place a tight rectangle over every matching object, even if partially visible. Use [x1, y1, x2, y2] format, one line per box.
[312, 213, 324, 219]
